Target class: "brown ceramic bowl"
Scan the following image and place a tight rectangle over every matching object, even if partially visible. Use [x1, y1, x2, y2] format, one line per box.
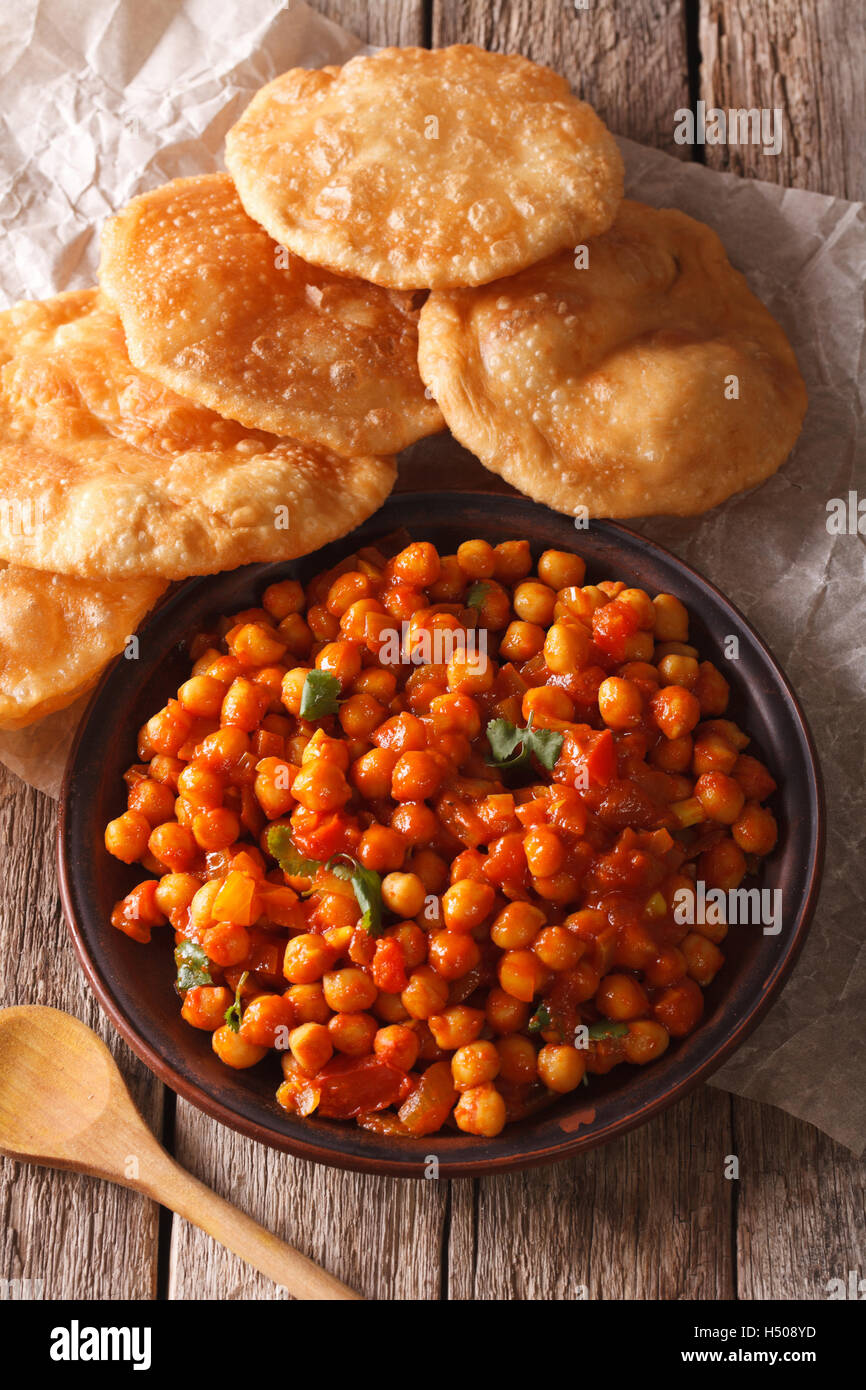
[58, 492, 824, 1176]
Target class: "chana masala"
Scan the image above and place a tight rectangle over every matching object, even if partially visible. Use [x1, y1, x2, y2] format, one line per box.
[105, 537, 779, 1139]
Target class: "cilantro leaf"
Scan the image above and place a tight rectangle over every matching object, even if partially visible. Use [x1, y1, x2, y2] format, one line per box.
[266, 825, 320, 879]
[352, 864, 383, 936]
[486, 713, 564, 776]
[528, 1001, 552, 1033]
[587, 1021, 629, 1040]
[299, 669, 341, 720]
[225, 971, 249, 1033]
[466, 580, 491, 609]
[174, 940, 212, 995]
[327, 856, 383, 936]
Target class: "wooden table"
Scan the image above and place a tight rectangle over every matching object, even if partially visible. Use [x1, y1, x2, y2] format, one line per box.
[1, 0, 863, 1301]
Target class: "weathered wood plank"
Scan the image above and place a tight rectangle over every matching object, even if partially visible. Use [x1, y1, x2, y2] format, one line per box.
[312, 0, 426, 47]
[449, 1087, 735, 1299]
[432, 0, 691, 154]
[700, 0, 866, 199]
[734, 1098, 866, 1300]
[0, 768, 163, 1300]
[168, 1101, 448, 1299]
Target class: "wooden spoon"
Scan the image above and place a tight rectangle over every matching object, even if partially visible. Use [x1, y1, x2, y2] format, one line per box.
[0, 1005, 361, 1300]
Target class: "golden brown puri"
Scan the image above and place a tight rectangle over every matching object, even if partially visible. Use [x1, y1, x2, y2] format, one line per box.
[225, 45, 624, 291]
[99, 174, 444, 456]
[418, 201, 808, 518]
[0, 290, 397, 581]
[0, 561, 165, 728]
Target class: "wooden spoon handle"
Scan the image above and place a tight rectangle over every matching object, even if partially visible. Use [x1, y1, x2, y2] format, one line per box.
[139, 1148, 361, 1300]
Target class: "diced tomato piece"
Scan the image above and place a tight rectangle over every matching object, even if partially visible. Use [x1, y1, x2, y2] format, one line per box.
[315, 1055, 410, 1119]
[591, 601, 639, 660]
[372, 936, 409, 993]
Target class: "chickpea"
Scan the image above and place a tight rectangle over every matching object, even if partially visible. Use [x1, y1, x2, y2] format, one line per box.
[488, 901, 543, 952]
[623, 1019, 670, 1065]
[429, 692, 481, 739]
[148, 821, 198, 873]
[283, 934, 336, 985]
[390, 802, 439, 846]
[381, 871, 426, 918]
[537, 549, 586, 590]
[456, 538, 496, 579]
[289, 1021, 333, 1076]
[322, 967, 377, 1014]
[498, 949, 548, 1003]
[428, 1005, 485, 1051]
[177, 764, 224, 810]
[328, 1011, 377, 1057]
[496, 1034, 538, 1084]
[178, 674, 226, 719]
[401, 965, 449, 1020]
[127, 778, 177, 828]
[695, 772, 746, 825]
[514, 580, 557, 626]
[229, 622, 287, 667]
[442, 879, 496, 932]
[196, 726, 250, 775]
[358, 826, 406, 874]
[428, 555, 466, 603]
[537, 1043, 586, 1093]
[485, 987, 530, 1035]
[374, 1024, 420, 1071]
[682, 932, 725, 986]
[181, 985, 233, 1031]
[499, 620, 546, 662]
[543, 621, 590, 674]
[596, 973, 650, 1021]
[650, 685, 702, 740]
[291, 761, 352, 813]
[326, 570, 374, 618]
[202, 921, 250, 968]
[239, 994, 297, 1048]
[154, 872, 200, 918]
[451, 1039, 500, 1090]
[732, 802, 778, 856]
[351, 746, 399, 799]
[428, 929, 480, 980]
[391, 750, 444, 802]
[221, 677, 270, 732]
[446, 649, 495, 695]
[657, 653, 699, 689]
[392, 541, 441, 588]
[597, 676, 644, 731]
[533, 925, 584, 972]
[281, 666, 312, 717]
[653, 978, 704, 1036]
[454, 1083, 506, 1137]
[192, 807, 241, 852]
[212, 1024, 266, 1069]
[493, 539, 533, 583]
[287, 982, 331, 1025]
[105, 810, 151, 864]
[616, 588, 655, 629]
[652, 593, 689, 642]
[263, 578, 305, 621]
[316, 640, 362, 690]
[699, 837, 747, 893]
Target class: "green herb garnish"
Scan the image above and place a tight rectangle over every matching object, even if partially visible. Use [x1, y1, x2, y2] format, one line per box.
[466, 580, 491, 609]
[266, 828, 384, 936]
[528, 1001, 553, 1033]
[266, 824, 320, 878]
[587, 1021, 629, 1040]
[299, 669, 341, 720]
[174, 940, 212, 995]
[328, 857, 383, 936]
[486, 713, 564, 776]
[224, 971, 249, 1033]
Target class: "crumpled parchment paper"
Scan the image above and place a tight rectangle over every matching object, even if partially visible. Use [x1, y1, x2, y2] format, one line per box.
[0, 0, 863, 1150]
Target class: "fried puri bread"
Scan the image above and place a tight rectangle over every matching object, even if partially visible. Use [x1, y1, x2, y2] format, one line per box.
[224, 45, 624, 290]
[0, 562, 165, 729]
[0, 290, 397, 580]
[99, 174, 443, 456]
[417, 201, 807, 518]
